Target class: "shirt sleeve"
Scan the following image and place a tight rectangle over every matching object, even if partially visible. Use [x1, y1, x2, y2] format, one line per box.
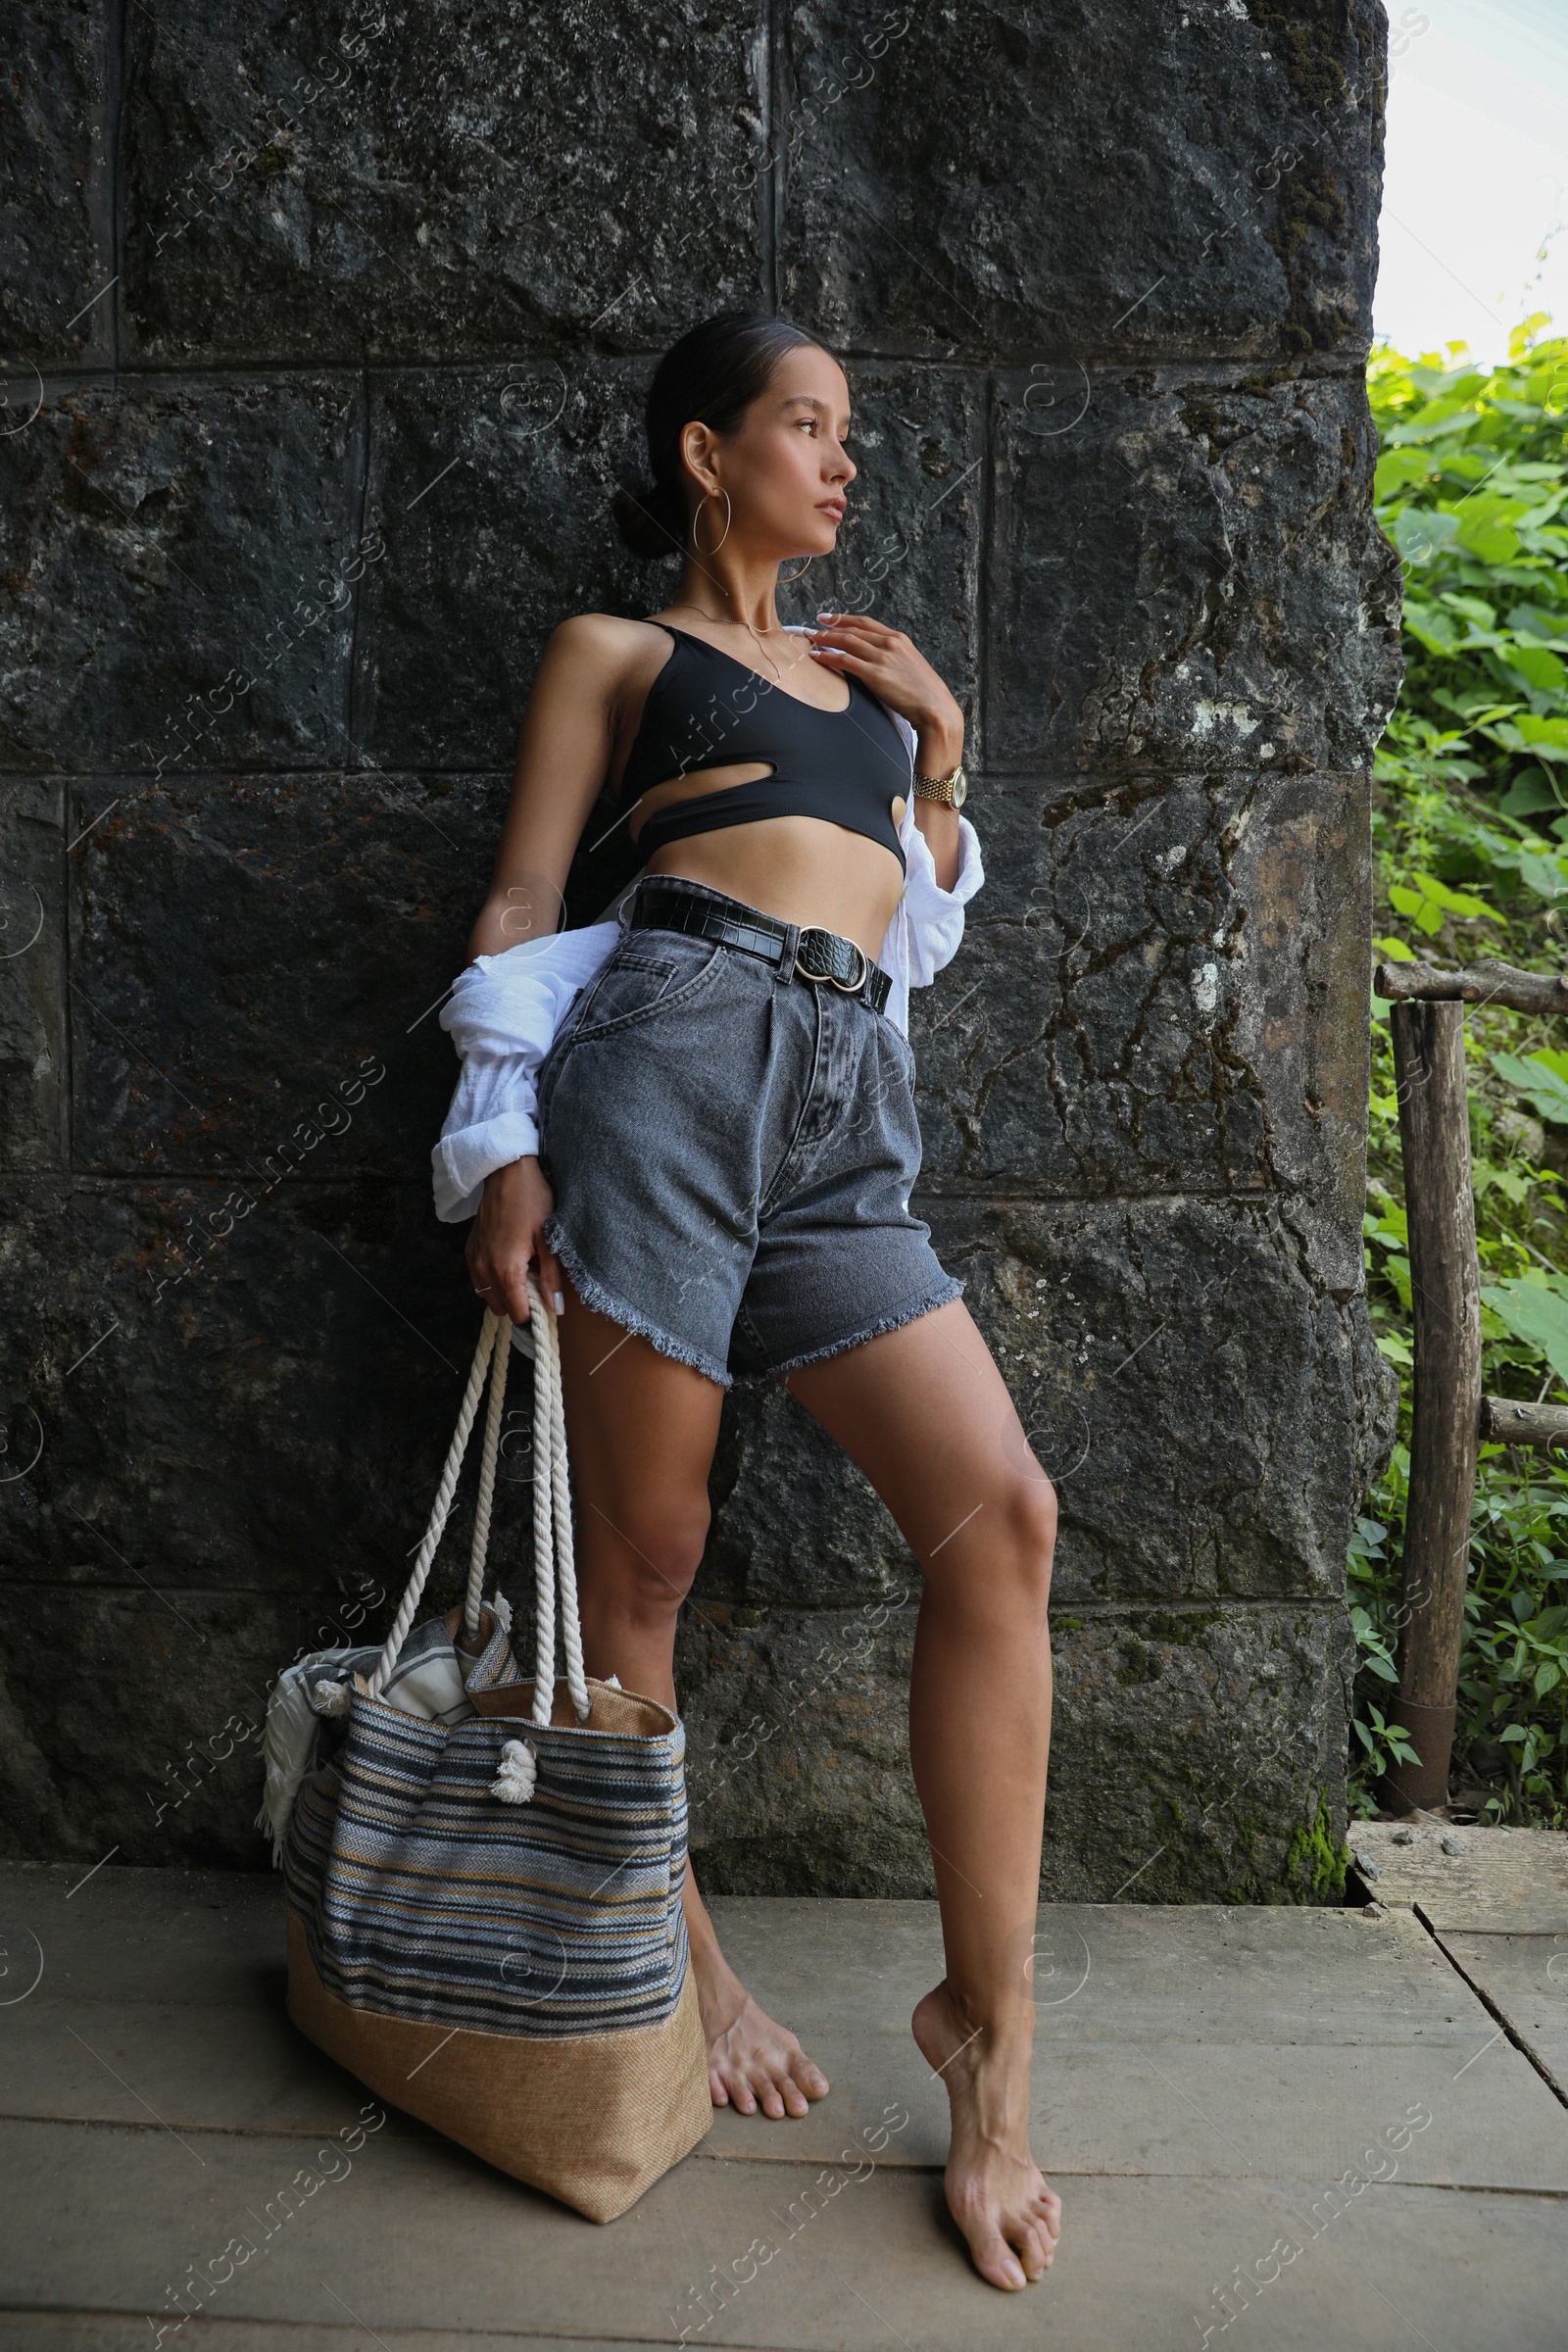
[430, 921, 620, 1223]
[900, 798, 985, 985]
[873, 710, 985, 1028]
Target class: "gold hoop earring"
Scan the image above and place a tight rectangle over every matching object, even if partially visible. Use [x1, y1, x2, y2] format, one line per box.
[691, 489, 731, 555]
[777, 554, 814, 585]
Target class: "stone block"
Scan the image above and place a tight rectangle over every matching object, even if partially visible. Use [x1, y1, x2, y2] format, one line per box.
[0, 1, 114, 366]
[1226, 762, 1374, 1290]
[702, 1196, 1385, 1610]
[779, 0, 1388, 359]
[914, 772, 1269, 1202]
[122, 0, 766, 364]
[0, 1176, 534, 1598]
[677, 1594, 1353, 1903]
[0, 374, 365, 772]
[354, 362, 653, 772]
[986, 362, 1403, 775]
[1039, 1597, 1354, 1903]
[0, 782, 68, 1168]
[930, 1195, 1390, 1605]
[909, 769, 1374, 1292]
[0, 1580, 329, 1868]
[68, 771, 507, 1179]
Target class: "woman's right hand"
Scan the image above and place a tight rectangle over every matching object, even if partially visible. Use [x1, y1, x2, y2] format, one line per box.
[466, 1156, 564, 1326]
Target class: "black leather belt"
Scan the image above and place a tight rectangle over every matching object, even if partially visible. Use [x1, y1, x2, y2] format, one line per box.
[628, 880, 891, 1015]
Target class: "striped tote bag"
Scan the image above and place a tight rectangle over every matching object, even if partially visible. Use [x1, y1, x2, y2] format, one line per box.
[278, 1281, 711, 2222]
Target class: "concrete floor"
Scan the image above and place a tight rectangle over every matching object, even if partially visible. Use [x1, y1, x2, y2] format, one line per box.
[1, 1848, 1565, 2350]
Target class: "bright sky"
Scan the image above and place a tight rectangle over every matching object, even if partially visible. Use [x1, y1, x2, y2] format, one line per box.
[1374, 0, 1568, 361]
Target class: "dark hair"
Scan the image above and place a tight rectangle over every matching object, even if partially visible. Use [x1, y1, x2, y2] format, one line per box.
[612, 311, 833, 561]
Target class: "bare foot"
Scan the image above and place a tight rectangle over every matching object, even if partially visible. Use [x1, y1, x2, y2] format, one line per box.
[911, 1979, 1060, 2290]
[690, 1937, 831, 2118]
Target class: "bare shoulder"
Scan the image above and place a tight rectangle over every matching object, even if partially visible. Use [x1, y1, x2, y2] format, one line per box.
[536, 612, 677, 748]
[544, 609, 673, 684]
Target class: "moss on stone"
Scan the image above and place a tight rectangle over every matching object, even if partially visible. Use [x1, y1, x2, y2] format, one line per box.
[1180, 397, 1226, 460]
[1285, 1791, 1350, 1902]
[1250, 5, 1350, 119]
[1143, 1608, 1223, 1645]
[1274, 150, 1348, 262]
[1115, 1635, 1162, 1688]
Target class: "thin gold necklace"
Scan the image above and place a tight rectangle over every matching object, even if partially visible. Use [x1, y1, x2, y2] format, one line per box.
[662, 600, 811, 680]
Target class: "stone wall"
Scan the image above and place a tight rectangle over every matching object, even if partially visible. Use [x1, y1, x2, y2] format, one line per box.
[0, 0, 1402, 1895]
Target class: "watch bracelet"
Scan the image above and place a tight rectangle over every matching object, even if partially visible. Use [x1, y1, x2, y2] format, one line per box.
[911, 763, 966, 806]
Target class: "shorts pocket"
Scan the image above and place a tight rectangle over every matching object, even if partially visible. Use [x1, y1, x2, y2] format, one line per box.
[567, 934, 725, 1044]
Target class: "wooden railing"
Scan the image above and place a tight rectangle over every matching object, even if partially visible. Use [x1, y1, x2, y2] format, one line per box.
[1373, 956, 1568, 1814]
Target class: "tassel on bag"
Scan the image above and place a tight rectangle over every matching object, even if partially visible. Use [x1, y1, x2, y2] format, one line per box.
[266, 1276, 710, 2223]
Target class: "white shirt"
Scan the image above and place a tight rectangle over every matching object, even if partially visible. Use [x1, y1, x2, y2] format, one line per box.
[431, 646, 984, 1224]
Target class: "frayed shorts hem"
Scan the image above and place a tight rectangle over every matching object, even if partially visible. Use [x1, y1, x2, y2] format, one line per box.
[544, 1216, 736, 1390]
[760, 1275, 966, 1383]
[543, 1220, 963, 1394]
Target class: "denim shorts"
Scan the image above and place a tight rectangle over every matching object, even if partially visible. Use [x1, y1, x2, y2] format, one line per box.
[534, 878, 964, 1389]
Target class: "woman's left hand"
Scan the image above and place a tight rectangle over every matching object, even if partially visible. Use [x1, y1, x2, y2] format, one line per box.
[807, 612, 965, 770]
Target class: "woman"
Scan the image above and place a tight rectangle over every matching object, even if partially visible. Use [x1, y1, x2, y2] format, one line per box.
[434, 313, 1059, 2291]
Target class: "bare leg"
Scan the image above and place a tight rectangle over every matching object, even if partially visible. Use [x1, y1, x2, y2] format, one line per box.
[553, 1274, 831, 2120]
[785, 1298, 1059, 2289]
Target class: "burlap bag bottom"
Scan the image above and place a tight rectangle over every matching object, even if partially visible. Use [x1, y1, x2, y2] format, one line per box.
[286, 1906, 711, 2222]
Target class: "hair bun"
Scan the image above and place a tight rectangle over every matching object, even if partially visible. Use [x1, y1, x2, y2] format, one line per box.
[612, 479, 682, 561]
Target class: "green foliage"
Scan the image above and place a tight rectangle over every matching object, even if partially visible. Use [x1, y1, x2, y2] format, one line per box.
[1492, 1047, 1568, 1124]
[1481, 1274, 1568, 1387]
[1355, 319, 1568, 1827]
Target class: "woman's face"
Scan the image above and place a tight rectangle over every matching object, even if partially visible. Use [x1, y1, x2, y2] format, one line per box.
[683, 343, 856, 561]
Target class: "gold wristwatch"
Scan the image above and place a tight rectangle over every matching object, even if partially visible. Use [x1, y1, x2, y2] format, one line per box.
[912, 762, 967, 808]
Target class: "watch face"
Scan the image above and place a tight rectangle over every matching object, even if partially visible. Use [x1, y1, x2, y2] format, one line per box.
[953, 770, 967, 807]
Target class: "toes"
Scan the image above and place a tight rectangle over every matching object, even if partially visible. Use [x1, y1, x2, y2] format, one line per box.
[1016, 2219, 1052, 2278]
[980, 2234, 1028, 2291]
[709, 2010, 827, 2121]
[759, 2067, 815, 2119]
[779, 2035, 830, 2101]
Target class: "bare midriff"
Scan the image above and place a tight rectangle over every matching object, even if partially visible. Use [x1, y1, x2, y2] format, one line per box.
[628, 759, 908, 960]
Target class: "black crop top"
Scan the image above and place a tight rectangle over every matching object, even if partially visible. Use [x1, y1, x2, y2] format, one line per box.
[616, 623, 910, 874]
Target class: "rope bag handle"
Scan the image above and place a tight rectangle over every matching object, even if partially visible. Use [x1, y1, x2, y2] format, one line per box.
[361, 1275, 591, 1734]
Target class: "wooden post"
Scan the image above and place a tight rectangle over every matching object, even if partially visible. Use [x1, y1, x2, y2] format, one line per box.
[1388, 1001, 1483, 1815]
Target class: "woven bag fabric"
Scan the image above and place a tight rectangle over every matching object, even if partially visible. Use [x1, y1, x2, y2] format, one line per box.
[282, 1672, 692, 2036]
[271, 1296, 711, 2221]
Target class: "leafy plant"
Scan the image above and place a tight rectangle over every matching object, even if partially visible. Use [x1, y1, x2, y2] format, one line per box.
[1353, 319, 1568, 1826]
